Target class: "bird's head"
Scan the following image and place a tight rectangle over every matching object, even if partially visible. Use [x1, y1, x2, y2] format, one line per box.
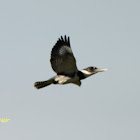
[81, 66, 107, 78]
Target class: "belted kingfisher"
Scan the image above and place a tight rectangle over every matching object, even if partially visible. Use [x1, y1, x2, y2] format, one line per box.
[34, 35, 107, 89]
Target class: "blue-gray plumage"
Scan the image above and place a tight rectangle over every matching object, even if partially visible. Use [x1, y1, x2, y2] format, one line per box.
[34, 35, 107, 89]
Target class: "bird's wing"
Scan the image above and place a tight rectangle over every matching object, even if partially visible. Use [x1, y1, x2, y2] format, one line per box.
[50, 35, 78, 75]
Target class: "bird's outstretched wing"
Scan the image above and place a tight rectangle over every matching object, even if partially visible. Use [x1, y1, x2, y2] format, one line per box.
[50, 35, 78, 75]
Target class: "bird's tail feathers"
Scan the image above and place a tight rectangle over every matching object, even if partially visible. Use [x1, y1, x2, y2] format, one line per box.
[34, 78, 54, 89]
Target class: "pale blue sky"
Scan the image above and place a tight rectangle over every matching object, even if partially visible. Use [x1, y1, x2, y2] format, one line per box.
[0, 0, 140, 140]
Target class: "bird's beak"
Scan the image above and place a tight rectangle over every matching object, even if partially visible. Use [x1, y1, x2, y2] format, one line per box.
[94, 68, 108, 72]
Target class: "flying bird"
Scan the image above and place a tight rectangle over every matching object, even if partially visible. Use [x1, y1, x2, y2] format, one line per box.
[34, 35, 107, 89]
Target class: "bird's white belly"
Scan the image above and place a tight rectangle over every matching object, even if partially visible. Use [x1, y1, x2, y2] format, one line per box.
[55, 75, 79, 85]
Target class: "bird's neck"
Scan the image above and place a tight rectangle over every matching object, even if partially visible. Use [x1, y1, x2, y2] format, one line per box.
[79, 70, 95, 80]
[78, 70, 92, 80]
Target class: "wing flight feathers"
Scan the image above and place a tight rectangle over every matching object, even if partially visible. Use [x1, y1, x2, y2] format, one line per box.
[50, 35, 78, 75]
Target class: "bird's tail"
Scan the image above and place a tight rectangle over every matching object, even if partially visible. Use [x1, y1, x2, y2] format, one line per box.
[34, 78, 54, 89]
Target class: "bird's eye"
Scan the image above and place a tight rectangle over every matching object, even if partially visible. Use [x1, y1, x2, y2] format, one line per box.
[92, 67, 96, 69]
